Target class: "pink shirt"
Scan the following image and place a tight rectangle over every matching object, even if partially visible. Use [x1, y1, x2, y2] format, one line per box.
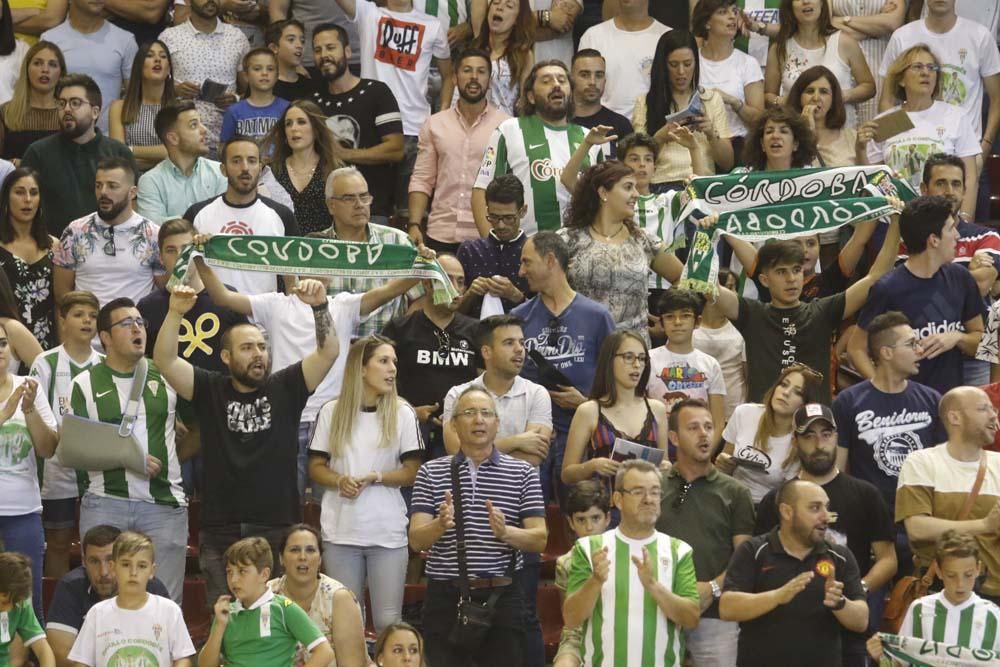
[408, 103, 510, 244]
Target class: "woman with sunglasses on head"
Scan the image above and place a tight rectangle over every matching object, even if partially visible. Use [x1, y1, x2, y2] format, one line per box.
[308, 335, 424, 636]
[856, 44, 979, 217]
[109, 40, 176, 173]
[561, 331, 669, 503]
[717, 363, 823, 505]
[0, 167, 54, 350]
[0, 40, 62, 160]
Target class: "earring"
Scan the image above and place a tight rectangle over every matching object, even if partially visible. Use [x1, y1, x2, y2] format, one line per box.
[601, 198, 608, 203]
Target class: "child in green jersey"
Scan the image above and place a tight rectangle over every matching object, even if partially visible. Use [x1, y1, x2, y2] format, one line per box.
[199, 536, 334, 667]
[554, 480, 612, 667]
[0, 552, 54, 666]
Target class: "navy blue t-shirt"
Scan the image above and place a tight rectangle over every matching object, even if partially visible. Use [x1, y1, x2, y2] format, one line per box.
[513, 293, 615, 433]
[832, 379, 945, 510]
[858, 263, 985, 395]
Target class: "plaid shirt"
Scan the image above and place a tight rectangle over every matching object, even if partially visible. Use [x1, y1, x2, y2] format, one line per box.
[307, 221, 420, 336]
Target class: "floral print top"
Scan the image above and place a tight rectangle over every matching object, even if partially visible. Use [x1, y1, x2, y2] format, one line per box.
[267, 573, 352, 667]
[0, 246, 54, 349]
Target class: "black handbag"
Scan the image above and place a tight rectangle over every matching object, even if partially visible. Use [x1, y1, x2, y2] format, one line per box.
[447, 456, 512, 651]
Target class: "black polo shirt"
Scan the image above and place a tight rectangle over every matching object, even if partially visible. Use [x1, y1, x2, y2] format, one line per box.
[46, 566, 170, 636]
[723, 528, 865, 667]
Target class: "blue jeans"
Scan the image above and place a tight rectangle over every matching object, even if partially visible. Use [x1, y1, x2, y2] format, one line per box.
[323, 542, 408, 635]
[965, 357, 991, 386]
[0, 513, 43, 621]
[78, 494, 188, 603]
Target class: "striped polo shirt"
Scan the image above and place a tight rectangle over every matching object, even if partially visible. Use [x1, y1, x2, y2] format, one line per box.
[411, 448, 545, 579]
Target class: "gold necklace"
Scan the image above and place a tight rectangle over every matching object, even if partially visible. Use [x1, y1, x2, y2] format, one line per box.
[590, 223, 625, 242]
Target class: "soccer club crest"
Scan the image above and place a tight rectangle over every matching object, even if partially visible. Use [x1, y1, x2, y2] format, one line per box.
[153, 623, 163, 641]
[815, 558, 835, 580]
[147, 380, 159, 396]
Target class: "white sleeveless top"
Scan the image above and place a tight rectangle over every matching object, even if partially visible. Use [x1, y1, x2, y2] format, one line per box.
[780, 31, 859, 127]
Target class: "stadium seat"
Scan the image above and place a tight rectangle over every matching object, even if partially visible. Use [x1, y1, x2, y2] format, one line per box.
[538, 584, 564, 662]
[541, 504, 573, 580]
[183, 577, 211, 647]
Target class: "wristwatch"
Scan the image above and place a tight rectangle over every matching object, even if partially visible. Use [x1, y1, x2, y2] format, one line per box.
[710, 580, 722, 599]
[832, 595, 847, 611]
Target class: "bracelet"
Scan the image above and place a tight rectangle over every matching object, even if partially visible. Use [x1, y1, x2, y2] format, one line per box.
[407, 222, 421, 228]
[543, 9, 551, 27]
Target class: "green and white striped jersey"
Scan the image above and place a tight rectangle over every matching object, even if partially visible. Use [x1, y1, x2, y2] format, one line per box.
[566, 528, 699, 667]
[475, 115, 604, 236]
[902, 591, 1000, 652]
[69, 361, 185, 507]
[414, 0, 468, 30]
[29, 345, 103, 499]
[635, 191, 685, 290]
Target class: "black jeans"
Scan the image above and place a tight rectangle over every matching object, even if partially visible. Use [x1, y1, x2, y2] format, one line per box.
[423, 575, 526, 667]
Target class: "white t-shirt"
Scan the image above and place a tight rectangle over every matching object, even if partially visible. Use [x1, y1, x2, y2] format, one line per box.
[578, 18, 670, 119]
[352, 0, 450, 136]
[0, 375, 58, 515]
[881, 17, 1000, 138]
[721, 403, 798, 504]
[68, 595, 195, 667]
[310, 401, 424, 548]
[692, 321, 746, 420]
[922, 0, 1000, 38]
[866, 100, 980, 193]
[530, 0, 583, 67]
[646, 346, 726, 408]
[0, 40, 27, 106]
[248, 291, 363, 423]
[699, 49, 763, 137]
[442, 373, 553, 448]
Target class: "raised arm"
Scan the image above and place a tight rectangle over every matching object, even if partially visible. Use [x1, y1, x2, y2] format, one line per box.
[192, 253, 252, 316]
[560, 126, 616, 192]
[293, 280, 340, 393]
[332, 0, 358, 20]
[843, 211, 901, 319]
[361, 277, 420, 317]
[153, 286, 197, 402]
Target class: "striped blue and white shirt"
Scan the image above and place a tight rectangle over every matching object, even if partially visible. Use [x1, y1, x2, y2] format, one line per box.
[411, 448, 545, 579]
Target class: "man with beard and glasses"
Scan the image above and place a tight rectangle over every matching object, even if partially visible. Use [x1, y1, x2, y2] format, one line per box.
[897, 386, 1000, 606]
[22, 74, 137, 236]
[720, 478, 869, 667]
[52, 157, 166, 310]
[168, 240, 431, 591]
[755, 403, 896, 667]
[408, 47, 509, 253]
[158, 0, 251, 158]
[570, 49, 633, 158]
[655, 398, 754, 667]
[184, 137, 299, 296]
[70, 298, 190, 603]
[310, 23, 404, 225]
[563, 459, 700, 667]
[474, 61, 605, 236]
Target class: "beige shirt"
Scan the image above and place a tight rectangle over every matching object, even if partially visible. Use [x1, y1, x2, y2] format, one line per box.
[817, 127, 858, 167]
[633, 89, 730, 184]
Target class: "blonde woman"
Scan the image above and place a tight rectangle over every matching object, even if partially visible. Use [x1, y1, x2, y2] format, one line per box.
[308, 335, 424, 636]
[0, 39, 61, 159]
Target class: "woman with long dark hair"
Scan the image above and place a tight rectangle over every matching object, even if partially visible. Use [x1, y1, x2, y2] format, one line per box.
[472, 0, 534, 115]
[633, 29, 733, 190]
[262, 100, 344, 235]
[0, 39, 62, 159]
[557, 160, 684, 342]
[788, 64, 857, 167]
[109, 40, 176, 172]
[0, 166, 53, 349]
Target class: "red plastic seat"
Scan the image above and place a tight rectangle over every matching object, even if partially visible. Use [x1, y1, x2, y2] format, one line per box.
[537, 584, 564, 662]
[182, 577, 211, 647]
[541, 504, 573, 580]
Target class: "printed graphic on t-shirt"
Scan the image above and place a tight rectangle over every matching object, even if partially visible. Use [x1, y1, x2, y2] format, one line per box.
[327, 116, 362, 149]
[854, 407, 935, 477]
[885, 135, 946, 190]
[179, 313, 222, 360]
[106, 644, 160, 666]
[227, 398, 272, 433]
[220, 220, 253, 235]
[779, 316, 798, 367]
[415, 337, 474, 367]
[733, 443, 772, 469]
[940, 60, 969, 108]
[523, 325, 588, 370]
[375, 16, 426, 71]
[0, 422, 31, 468]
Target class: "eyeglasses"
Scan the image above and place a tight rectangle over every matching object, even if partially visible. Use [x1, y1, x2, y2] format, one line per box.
[456, 408, 497, 420]
[486, 214, 520, 225]
[620, 487, 662, 500]
[434, 329, 451, 356]
[328, 193, 373, 205]
[57, 97, 93, 110]
[110, 317, 147, 330]
[102, 226, 116, 257]
[673, 480, 692, 508]
[614, 352, 648, 365]
[907, 62, 940, 73]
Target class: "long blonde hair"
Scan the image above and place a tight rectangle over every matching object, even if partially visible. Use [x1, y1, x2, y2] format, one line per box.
[4, 42, 65, 131]
[327, 335, 399, 459]
[752, 364, 823, 469]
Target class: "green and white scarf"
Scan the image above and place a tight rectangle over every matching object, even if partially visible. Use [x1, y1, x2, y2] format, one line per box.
[168, 236, 460, 304]
[876, 633, 1000, 666]
[519, 115, 589, 232]
[674, 166, 918, 294]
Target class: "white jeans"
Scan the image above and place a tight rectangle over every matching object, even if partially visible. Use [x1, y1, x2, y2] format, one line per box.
[686, 617, 739, 667]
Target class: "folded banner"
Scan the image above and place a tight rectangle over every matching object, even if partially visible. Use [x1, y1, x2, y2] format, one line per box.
[673, 166, 918, 295]
[167, 236, 460, 304]
[877, 633, 1000, 666]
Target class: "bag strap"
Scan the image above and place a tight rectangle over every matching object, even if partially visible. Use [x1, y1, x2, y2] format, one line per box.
[118, 357, 147, 438]
[451, 456, 472, 600]
[921, 454, 989, 585]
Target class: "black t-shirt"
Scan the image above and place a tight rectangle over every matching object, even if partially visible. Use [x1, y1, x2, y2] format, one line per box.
[109, 14, 166, 49]
[754, 261, 849, 304]
[724, 528, 865, 667]
[192, 363, 311, 528]
[380, 310, 479, 421]
[312, 79, 403, 218]
[274, 77, 318, 103]
[138, 287, 248, 375]
[573, 107, 634, 159]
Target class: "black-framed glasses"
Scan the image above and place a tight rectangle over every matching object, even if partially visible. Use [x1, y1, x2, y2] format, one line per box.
[614, 352, 648, 365]
[486, 213, 520, 225]
[434, 329, 451, 356]
[102, 226, 116, 256]
[57, 96, 94, 110]
[673, 480, 693, 508]
[110, 316, 146, 330]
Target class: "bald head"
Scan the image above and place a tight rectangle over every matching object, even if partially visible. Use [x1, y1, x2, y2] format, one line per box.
[939, 386, 998, 448]
[776, 478, 819, 511]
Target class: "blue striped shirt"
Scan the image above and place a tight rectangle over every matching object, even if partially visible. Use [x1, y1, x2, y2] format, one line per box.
[411, 448, 545, 579]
